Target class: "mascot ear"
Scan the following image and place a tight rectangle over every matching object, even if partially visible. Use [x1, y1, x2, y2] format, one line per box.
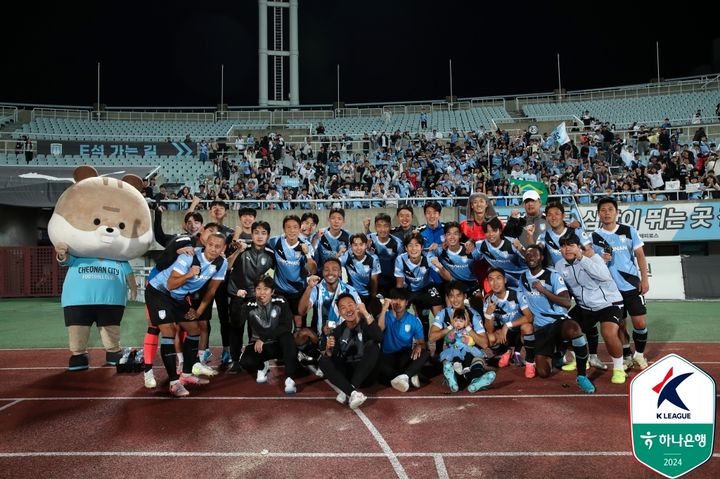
[74, 165, 99, 183]
[122, 174, 144, 192]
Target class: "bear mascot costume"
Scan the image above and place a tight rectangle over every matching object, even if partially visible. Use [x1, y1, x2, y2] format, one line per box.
[49, 165, 153, 371]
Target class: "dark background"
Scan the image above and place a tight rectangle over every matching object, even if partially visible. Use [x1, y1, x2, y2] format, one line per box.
[4, 0, 719, 107]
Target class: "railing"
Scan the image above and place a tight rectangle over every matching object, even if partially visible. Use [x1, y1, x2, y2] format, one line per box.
[0, 106, 18, 123]
[31, 108, 91, 121]
[94, 111, 216, 122]
[151, 190, 719, 212]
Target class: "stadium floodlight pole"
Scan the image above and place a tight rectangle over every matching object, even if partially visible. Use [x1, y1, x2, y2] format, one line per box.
[96, 62, 100, 121]
[221, 64, 225, 111]
[557, 53, 562, 102]
[656, 41, 661, 87]
[336, 64, 340, 111]
[449, 58, 453, 109]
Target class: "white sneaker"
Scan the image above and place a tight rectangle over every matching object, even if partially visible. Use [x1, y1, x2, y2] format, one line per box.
[336, 391, 347, 404]
[588, 355, 608, 370]
[390, 374, 410, 392]
[410, 375, 421, 388]
[452, 362, 464, 375]
[143, 369, 157, 389]
[284, 377, 297, 394]
[256, 361, 270, 384]
[349, 390, 367, 409]
[179, 373, 209, 386]
[192, 362, 218, 377]
[169, 380, 189, 397]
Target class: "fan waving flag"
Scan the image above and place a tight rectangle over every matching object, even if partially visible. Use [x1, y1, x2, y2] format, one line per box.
[510, 178, 549, 204]
[543, 122, 571, 149]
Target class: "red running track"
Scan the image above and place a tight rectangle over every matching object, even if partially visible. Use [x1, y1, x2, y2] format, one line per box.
[0, 343, 718, 478]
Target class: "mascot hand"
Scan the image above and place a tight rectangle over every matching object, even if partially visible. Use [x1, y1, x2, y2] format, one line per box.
[54, 242, 69, 261]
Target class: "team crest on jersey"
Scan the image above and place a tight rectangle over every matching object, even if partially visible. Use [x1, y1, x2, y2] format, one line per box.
[294, 250, 302, 259]
[404, 324, 411, 333]
[418, 267, 427, 276]
[158, 310, 166, 320]
[539, 223, 546, 231]
[260, 257, 267, 266]
[208, 265, 216, 274]
[363, 264, 371, 273]
[270, 309, 278, 318]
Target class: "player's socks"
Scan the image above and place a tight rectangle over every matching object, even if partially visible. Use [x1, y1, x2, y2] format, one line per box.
[571, 335, 589, 377]
[523, 334, 535, 363]
[587, 326, 599, 355]
[632, 327, 648, 353]
[160, 337, 178, 381]
[622, 343, 632, 358]
[143, 327, 160, 373]
[183, 335, 201, 374]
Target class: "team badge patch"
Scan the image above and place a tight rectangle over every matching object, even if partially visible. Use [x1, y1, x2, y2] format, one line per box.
[404, 324, 411, 333]
[158, 310, 166, 320]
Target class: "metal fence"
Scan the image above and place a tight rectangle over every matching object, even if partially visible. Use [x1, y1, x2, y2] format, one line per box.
[0, 247, 67, 297]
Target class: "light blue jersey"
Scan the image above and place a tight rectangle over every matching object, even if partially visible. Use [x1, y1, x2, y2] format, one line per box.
[394, 252, 438, 292]
[149, 248, 227, 301]
[308, 279, 361, 334]
[541, 226, 591, 267]
[434, 245, 476, 283]
[590, 224, 644, 292]
[340, 252, 381, 297]
[268, 235, 315, 294]
[433, 305, 485, 333]
[518, 269, 568, 328]
[484, 289, 530, 328]
[61, 256, 133, 307]
[368, 232, 404, 284]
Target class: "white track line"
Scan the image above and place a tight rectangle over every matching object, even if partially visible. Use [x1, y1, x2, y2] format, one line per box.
[324, 380, 408, 479]
[0, 400, 22, 412]
[0, 451, 717, 459]
[434, 454, 450, 479]
[0, 393, 633, 402]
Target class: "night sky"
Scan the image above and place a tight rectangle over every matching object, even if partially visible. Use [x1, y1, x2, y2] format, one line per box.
[4, 0, 719, 107]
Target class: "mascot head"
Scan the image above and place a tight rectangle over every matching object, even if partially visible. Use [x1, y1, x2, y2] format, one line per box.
[48, 165, 153, 260]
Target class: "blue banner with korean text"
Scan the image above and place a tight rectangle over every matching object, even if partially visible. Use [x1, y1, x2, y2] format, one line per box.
[576, 202, 720, 242]
[492, 202, 720, 242]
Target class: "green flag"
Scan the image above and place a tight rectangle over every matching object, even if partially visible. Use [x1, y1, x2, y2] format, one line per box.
[510, 179, 549, 204]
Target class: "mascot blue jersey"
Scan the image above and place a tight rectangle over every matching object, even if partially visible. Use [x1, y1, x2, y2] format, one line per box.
[61, 256, 133, 307]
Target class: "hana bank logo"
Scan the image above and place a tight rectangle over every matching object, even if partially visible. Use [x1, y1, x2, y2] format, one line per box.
[653, 367, 693, 419]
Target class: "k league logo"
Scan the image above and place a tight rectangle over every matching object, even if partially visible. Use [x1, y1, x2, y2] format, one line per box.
[629, 354, 716, 478]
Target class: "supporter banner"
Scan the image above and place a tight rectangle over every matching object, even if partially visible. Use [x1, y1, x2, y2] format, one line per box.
[493, 202, 720, 242]
[575, 202, 720, 242]
[37, 140, 198, 157]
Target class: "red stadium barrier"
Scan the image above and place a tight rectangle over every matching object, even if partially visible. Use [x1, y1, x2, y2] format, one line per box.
[0, 247, 66, 297]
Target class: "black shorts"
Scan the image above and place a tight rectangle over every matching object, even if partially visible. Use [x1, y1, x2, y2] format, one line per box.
[278, 290, 303, 316]
[570, 304, 622, 331]
[409, 284, 444, 309]
[533, 320, 565, 357]
[620, 289, 647, 318]
[145, 285, 190, 325]
[64, 305, 125, 327]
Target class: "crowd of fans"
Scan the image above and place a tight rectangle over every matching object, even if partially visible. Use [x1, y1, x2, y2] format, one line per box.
[144, 113, 720, 210]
